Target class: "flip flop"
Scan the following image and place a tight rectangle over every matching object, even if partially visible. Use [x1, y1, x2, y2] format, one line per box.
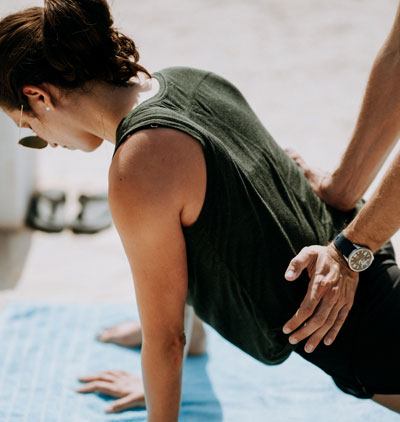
[26, 190, 66, 233]
[71, 194, 112, 234]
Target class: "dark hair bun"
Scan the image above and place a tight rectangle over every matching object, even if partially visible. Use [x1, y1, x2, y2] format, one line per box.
[0, 0, 149, 111]
[43, 0, 149, 86]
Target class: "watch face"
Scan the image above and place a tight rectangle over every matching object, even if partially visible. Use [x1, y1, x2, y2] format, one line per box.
[348, 248, 374, 272]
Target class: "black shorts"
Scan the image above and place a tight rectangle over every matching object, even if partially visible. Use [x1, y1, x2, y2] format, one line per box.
[294, 242, 400, 399]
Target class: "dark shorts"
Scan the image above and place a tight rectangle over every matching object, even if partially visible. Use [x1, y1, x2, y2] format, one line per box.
[294, 242, 400, 399]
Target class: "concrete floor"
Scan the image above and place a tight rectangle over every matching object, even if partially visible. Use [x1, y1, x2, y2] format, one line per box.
[1, 0, 400, 306]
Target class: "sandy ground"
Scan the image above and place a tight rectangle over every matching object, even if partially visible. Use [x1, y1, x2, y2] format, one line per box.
[1, 0, 400, 306]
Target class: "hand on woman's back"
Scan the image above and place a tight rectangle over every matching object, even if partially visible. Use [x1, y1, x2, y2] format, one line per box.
[285, 148, 352, 212]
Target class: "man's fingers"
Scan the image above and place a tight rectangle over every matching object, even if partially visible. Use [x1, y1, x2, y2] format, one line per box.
[287, 282, 342, 343]
[284, 148, 308, 170]
[323, 304, 351, 346]
[286, 296, 333, 344]
[301, 303, 341, 352]
[309, 274, 334, 302]
[283, 273, 327, 334]
[285, 247, 317, 281]
[284, 147, 323, 188]
[283, 302, 315, 335]
[105, 394, 146, 414]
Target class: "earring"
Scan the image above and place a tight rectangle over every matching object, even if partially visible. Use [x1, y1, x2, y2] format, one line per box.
[46, 106, 51, 111]
[17, 104, 48, 149]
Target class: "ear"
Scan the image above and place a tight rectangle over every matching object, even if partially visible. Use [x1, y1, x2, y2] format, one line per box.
[22, 85, 55, 112]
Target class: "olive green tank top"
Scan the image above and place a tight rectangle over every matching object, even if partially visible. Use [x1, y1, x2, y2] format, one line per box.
[114, 67, 356, 364]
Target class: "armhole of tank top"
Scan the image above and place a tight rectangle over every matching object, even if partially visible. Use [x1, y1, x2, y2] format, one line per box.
[113, 119, 213, 234]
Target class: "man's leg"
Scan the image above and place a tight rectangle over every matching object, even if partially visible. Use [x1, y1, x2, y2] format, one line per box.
[372, 395, 400, 413]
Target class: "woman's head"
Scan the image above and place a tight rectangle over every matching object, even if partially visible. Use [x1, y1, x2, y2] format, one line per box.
[0, 0, 150, 150]
[0, 0, 150, 112]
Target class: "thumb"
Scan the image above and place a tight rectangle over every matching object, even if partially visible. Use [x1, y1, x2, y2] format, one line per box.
[97, 327, 115, 343]
[105, 394, 145, 414]
[285, 247, 315, 281]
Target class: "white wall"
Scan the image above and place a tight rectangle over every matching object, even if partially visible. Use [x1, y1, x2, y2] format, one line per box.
[0, 111, 36, 230]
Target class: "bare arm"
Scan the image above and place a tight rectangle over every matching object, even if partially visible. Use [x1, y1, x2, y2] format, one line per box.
[283, 138, 400, 353]
[282, 4, 400, 350]
[109, 129, 192, 422]
[283, 151, 400, 351]
[318, 1, 400, 210]
[343, 148, 400, 251]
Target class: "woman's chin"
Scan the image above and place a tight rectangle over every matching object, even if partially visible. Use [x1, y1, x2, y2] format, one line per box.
[81, 137, 104, 152]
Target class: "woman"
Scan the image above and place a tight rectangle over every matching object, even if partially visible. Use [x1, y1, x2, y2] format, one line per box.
[1, 0, 399, 419]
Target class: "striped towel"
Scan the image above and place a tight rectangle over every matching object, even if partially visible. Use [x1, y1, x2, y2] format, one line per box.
[0, 304, 396, 422]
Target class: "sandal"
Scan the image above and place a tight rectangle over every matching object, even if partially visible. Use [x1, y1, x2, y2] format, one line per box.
[26, 190, 66, 233]
[71, 194, 112, 234]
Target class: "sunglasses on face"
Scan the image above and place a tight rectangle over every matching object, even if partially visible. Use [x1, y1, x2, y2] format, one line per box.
[18, 105, 48, 149]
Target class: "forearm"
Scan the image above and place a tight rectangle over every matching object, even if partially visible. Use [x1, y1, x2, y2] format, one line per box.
[326, 37, 400, 209]
[343, 148, 400, 252]
[142, 340, 184, 422]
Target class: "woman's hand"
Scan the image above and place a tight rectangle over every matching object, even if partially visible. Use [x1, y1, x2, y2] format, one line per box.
[283, 244, 359, 353]
[285, 148, 353, 212]
[76, 370, 145, 413]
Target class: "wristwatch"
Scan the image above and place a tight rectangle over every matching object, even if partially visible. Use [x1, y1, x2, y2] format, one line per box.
[333, 233, 374, 272]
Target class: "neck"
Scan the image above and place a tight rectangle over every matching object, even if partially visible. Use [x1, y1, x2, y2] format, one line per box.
[68, 75, 154, 144]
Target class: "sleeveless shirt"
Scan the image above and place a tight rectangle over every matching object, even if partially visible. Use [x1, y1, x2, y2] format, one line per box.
[114, 67, 357, 365]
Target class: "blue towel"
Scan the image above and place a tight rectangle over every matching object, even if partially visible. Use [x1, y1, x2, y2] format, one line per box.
[0, 304, 396, 422]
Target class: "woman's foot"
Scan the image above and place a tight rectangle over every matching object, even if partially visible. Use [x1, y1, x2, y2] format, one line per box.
[97, 321, 142, 348]
[98, 316, 207, 355]
[188, 314, 207, 355]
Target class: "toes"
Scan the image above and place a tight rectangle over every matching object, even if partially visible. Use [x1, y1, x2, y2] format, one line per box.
[97, 328, 116, 343]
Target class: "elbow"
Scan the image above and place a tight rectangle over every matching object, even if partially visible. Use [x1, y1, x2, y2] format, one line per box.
[143, 332, 186, 369]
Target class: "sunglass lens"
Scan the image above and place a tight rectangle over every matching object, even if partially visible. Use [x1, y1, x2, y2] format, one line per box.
[18, 136, 48, 149]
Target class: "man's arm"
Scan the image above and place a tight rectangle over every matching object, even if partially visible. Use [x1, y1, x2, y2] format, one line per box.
[283, 149, 400, 354]
[314, 1, 400, 211]
[343, 148, 400, 251]
[283, 148, 400, 352]
[108, 129, 192, 422]
[282, 2, 400, 352]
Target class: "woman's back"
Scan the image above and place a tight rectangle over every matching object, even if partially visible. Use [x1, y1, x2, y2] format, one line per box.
[114, 66, 357, 364]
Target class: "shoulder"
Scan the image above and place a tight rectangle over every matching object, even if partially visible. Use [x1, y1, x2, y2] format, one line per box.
[156, 66, 209, 77]
[155, 66, 211, 86]
[109, 127, 205, 221]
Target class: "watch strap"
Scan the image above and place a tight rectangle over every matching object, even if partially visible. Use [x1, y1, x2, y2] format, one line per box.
[333, 233, 356, 258]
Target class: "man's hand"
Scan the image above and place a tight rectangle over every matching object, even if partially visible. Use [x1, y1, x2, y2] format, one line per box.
[283, 244, 359, 353]
[76, 370, 145, 413]
[285, 148, 354, 212]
